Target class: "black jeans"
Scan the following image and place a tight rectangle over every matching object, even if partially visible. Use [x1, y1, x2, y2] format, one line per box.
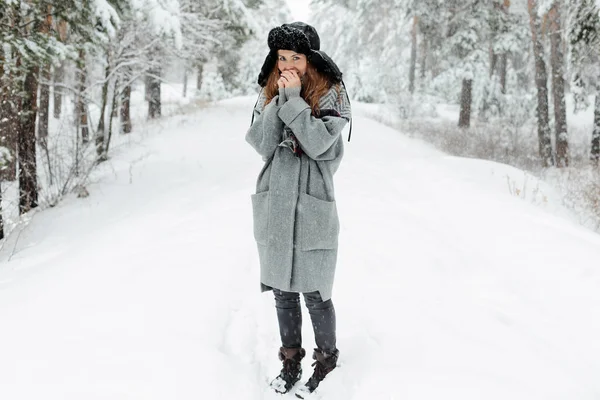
[273, 289, 336, 352]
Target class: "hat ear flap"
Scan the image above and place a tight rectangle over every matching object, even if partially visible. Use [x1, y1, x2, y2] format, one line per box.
[307, 51, 343, 84]
[258, 51, 277, 87]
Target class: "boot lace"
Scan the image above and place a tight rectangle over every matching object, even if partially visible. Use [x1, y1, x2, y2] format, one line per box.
[310, 360, 328, 382]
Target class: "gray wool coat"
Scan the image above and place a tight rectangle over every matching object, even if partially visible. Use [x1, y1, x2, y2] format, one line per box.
[245, 84, 351, 301]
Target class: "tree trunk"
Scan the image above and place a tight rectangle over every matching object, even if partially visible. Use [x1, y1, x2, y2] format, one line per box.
[513, 53, 530, 91]
[96, 60, 110, 158]
[591, 95, 600, 165]
[0, 52, 18, 183]
[53, 62, 65, 118]
[484, 43, 498, 119]
[499, 0, 509, 95]
[1, 5, 19, 184]
[105, 77, 119, 156]
[76, 49, 89, 144]
[528, 0, 553, 167]
[39, 65, 51, 143]
[490, 49, 498, 77]
[0, 50, 12, 182]
[549, 2, 569, 167]
[19, 67, 39, 215]
[53, 20, 68, 119]
[0, 57, 8, 182]
[80, 105, 89, 144]
[38, 6, 52, 141]
[111, 87, 119, 118]
[183, 68, 188, 98]
[458, 79, 473, 128]
[499, 53, 508, 94]
[409, 16, 418, 94]
[148, 69, 161, 119]
[196, 64, 204, 93]
[0, 184, 3, 240]
[144, 74, 150, 101]
[420, 38, 428, 80]
[121, 81, 132, 134]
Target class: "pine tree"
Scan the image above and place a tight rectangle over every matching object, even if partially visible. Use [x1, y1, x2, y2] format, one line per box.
[0, 0, 122, 213]
[569, 0, 600, 164]
[405, 0, 446, 92]
[528, 0, 553, 167]
[548, 1, 569, 167]
[443, 0, 494, 128]
[409, 15, 418, 93]
[53, 20, 68, 119]
[38, 4, 53, 145]
[208, 0, 262, 92]
[489, 0, 511, 94]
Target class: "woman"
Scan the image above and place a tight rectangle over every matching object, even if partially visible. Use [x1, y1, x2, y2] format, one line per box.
[245, 22, 351, 397]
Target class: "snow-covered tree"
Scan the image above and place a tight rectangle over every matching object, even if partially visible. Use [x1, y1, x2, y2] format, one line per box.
[405, 0, 446, 93]
[547, 1, 569, 167]
[527, 0, 553, 167]
[235, 0, 292, 95]
[199, 0, 292, 94]
[0, 0, 122, 213]
[311, 0, 406, 103]
[569, 0, 600, 163]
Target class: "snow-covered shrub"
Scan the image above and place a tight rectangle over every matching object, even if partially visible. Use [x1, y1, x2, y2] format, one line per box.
[548, 167, 600, 231]
[427, 69, 462, 105]
[374, 114, 542, 172]
[392, 92, 438, 119]
[198, 72, 228, 101]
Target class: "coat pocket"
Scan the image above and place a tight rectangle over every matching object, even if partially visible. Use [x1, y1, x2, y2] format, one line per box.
[298, 193, 339, 251]
[251, 191, 270, 245]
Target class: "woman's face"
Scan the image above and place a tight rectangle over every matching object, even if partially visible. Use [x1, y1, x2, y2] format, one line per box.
[277, 50, 307, 77]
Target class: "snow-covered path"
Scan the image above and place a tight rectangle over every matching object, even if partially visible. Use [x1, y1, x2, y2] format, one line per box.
[1, 97, 599, 400]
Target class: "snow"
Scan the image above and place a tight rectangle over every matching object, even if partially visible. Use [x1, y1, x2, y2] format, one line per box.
[1, 95, 600, 399]
[131, 0, 183, 49]
[92, 0, 120, 38]
[285, 0, 311, 22]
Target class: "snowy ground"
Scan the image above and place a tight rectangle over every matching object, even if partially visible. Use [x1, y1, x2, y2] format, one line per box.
[0, 95, 599, 399]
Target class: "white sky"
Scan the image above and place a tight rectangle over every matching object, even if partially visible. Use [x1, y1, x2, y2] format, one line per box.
[285, 0, 311, 22]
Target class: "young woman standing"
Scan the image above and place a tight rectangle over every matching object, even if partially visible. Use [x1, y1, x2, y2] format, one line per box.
[245, 21, 351, 397]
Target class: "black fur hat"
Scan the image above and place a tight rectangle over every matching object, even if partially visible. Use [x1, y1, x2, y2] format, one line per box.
[257, 22, 343, 87]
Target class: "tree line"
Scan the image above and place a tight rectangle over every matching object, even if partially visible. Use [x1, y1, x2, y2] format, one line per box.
[312, 0, 600, 168]
[0, 0, 290, 240]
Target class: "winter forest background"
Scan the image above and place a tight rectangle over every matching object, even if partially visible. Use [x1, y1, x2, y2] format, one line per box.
[1, 0, 600, 241]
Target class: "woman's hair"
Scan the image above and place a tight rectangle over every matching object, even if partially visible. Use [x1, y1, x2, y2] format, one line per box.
[263, 61, 337, 115]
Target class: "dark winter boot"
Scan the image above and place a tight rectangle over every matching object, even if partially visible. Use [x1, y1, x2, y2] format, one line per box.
[270, 347, 306, 394]
[295, 348, 339, 398]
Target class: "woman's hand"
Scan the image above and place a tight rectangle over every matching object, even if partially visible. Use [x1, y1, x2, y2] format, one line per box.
[281, 70, 301, 88]
[277, 74, 286, 89]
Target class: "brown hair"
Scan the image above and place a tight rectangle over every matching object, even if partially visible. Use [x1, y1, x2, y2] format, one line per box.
[263, 61, 336, 115]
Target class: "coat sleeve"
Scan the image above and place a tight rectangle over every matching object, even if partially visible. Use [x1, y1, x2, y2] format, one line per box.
[277, 86, 351, 161]
[245, 89, 288, 160]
